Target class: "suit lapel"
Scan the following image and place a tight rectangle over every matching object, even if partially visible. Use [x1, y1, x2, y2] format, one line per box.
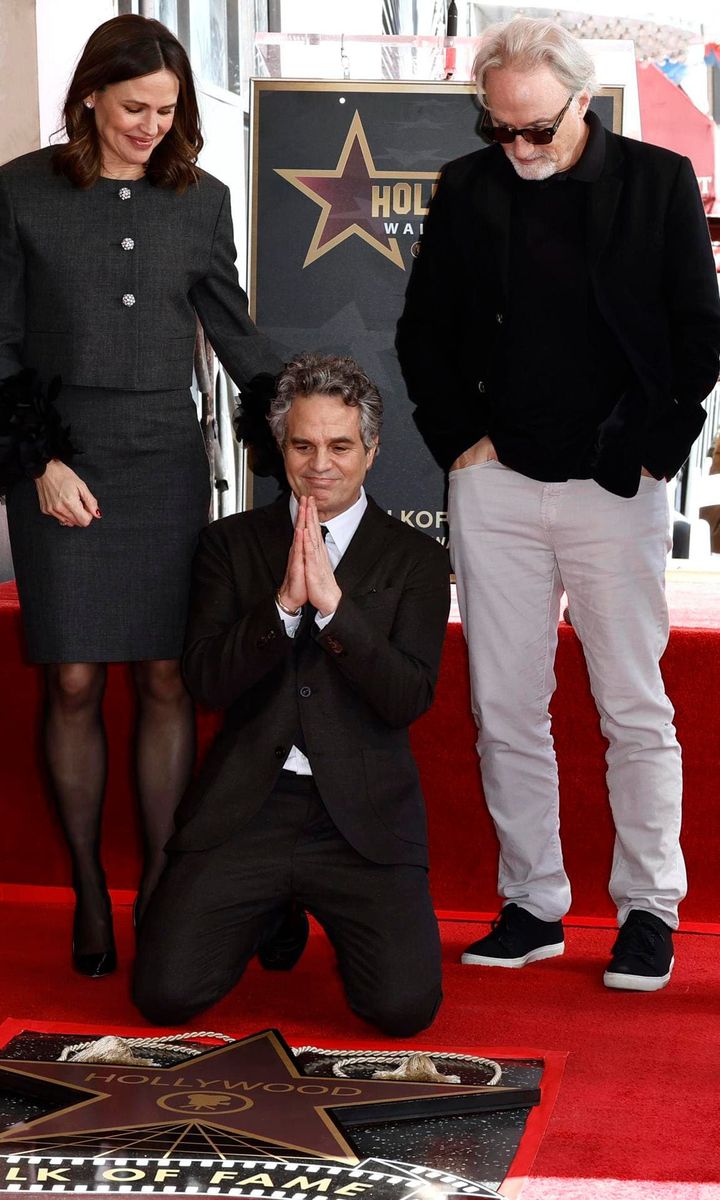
[334, 496, 395, 595]
[586, 131, 624, 269]
[251, 492, 294, 586]
[470, 148, 513, 301]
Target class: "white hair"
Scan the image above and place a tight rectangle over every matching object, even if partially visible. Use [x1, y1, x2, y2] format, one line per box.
[472, 17, 597, 98]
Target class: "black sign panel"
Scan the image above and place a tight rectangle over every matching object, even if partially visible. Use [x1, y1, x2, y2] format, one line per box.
[249, 81, 622, 537]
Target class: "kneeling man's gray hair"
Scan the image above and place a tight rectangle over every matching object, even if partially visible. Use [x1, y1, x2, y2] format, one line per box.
[270, 353, 383, 451]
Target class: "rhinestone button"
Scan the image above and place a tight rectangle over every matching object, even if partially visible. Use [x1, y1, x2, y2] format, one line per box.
[118, 187, 132, 200]
[122, 293, 136, 307]
[121, 237, 135, 251]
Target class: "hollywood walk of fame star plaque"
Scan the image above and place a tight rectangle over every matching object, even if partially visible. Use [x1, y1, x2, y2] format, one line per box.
[0, 1023, 565, 1199]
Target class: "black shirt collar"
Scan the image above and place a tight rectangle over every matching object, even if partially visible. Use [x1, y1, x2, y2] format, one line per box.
[567, 108, 605, 182]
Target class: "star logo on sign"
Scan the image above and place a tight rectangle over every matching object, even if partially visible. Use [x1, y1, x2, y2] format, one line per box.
[0, 1029, 538, 1164]
[276, 112, 437, 269]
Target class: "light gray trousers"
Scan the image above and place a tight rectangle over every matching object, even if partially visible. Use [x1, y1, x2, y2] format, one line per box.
[448, 461, 685, 929]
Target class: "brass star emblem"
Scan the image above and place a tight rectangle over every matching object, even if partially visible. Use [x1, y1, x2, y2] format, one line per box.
[0, 1029, 538, 1164]
[275, 111, 437, 269]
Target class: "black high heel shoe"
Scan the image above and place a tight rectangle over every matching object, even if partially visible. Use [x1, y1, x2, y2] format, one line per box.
[72, 891, 117, 978]
[72, 943, 117, 978]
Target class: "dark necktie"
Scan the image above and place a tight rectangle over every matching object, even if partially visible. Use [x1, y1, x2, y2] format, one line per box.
[293, 524, 329, 758]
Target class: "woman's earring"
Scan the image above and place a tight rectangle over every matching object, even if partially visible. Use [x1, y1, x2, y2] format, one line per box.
[84, 100, 94, 109]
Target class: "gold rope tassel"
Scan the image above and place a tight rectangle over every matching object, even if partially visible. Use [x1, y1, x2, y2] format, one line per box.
[370, 1053, 461, 1084]
[59, 1035, 156, 1066]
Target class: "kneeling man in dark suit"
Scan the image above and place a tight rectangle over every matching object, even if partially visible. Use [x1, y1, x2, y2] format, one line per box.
[134, 353, 450, 1035]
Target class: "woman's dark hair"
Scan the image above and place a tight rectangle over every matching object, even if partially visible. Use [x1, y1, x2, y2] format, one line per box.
[52, 14, 202, 192]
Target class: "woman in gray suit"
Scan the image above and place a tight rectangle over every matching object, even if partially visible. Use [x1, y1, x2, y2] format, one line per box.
[0, 14, 283, 977]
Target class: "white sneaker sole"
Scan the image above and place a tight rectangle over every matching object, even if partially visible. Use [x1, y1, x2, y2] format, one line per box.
[603, 957, 674, 992]
[461, 942, 565, 968]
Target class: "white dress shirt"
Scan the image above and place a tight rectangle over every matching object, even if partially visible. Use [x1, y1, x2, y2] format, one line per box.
[276, 488, 368, 774]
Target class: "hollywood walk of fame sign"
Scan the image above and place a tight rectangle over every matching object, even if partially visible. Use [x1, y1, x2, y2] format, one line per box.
[248, 79, 478, 525]
[0, 1024, 563, 1198]
[247, 81, 623, 524]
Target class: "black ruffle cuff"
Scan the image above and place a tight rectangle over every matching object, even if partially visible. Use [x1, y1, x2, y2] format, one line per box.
[233, 371, 286, 484]
[0, 370, 76, 494]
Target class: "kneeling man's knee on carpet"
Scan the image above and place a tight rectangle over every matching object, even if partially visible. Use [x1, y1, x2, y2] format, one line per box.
[357, 985, 443, 1037]
[132, 981, 206, 1027]
[132, 956, 231, 1026]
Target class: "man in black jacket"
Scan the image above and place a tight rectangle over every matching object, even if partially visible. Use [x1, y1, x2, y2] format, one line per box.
[134, 354, 449, 1034]
[396, 17, 720, 991]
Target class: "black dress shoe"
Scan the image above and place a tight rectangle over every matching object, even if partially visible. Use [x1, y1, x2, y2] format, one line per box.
[72, 944, 117, 978]
[258, 905, 309, 971]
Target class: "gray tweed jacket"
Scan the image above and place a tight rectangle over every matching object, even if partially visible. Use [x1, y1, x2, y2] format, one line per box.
[0, 145, 283, 390]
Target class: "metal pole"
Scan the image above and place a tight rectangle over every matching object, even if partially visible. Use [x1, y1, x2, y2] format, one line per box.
[267, 0, 282, 33]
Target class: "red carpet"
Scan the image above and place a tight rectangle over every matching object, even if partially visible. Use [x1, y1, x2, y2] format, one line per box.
[1, 576, 719, 921]
[0, 898, 718, 1198]
[0, 574, 718, 1196]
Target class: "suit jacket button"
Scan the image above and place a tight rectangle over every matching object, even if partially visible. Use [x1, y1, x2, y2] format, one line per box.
[121, 237, 135, 250]
[118, 187, 132, 200]
[122, 293, 136, 307]
[299, 685, 312, 698]
[274, 746, 286, 759]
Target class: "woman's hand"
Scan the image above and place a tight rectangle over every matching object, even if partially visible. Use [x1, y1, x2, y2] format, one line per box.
[35, 459, 101, 527]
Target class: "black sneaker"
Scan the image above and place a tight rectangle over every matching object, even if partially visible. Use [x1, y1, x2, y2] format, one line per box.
[461, 903, 564, 968]
[603, 909, 674, 992]
[258, 904, 309, 971]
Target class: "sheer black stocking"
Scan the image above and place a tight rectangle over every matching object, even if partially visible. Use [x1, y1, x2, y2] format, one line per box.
[131, 659, 195, 924]
[44, 659, 194, 948]
[44, 662, 111, 955]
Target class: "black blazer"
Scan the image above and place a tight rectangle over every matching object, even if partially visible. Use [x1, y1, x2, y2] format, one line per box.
[0, 146, 283, 390]
[171, 495, 451, 867]
[396, 123, 720, 497]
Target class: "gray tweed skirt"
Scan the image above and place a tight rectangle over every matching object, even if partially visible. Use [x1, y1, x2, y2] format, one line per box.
[6, 385, 210, 663]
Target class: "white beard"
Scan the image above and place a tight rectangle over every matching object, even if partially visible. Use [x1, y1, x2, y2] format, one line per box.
[506, 153, 558, 181]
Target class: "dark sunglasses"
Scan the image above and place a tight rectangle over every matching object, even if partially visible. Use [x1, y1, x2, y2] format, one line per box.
[480, 93, 574, 146]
